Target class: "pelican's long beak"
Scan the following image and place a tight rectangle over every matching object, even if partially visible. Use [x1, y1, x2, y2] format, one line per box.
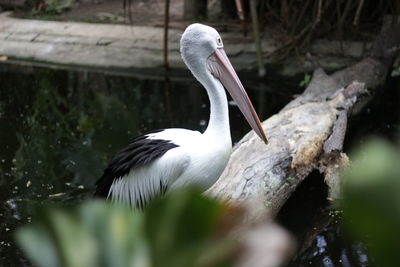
[207, 48, 268, 144]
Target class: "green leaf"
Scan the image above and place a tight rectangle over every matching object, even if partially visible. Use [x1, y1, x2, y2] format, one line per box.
[16, 206, 98, 267]
[146, 189, 224, 267]
[299, 73, 311, 87]
[16, 189, 237, 267]
[342, 138, 400, 267]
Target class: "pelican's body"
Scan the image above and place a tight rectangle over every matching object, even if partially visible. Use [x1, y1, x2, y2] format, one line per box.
[102, 129, 231, 207]
[95, 24, 267, 207]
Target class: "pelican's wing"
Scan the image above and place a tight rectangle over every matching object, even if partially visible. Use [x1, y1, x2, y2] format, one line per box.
[94, 129, 193, 208]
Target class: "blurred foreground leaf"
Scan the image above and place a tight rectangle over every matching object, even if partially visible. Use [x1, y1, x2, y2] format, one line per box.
[343, 138, 400, 267]
[16, 189, 237, 267]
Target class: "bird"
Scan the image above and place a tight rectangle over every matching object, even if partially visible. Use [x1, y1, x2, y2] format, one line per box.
[94, 23, 268, 208]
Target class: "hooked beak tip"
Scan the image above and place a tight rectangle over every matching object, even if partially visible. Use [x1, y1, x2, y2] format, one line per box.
[260, 131, 268, 145]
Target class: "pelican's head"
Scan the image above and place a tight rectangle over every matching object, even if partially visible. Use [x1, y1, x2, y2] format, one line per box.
[180, 23, 223, 72]
[180, 23, 268, 144]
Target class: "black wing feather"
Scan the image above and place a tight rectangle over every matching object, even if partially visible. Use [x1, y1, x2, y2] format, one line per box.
[94, 130, 179, 198]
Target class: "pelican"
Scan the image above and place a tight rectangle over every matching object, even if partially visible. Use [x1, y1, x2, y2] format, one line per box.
[94, 23, 268, 207]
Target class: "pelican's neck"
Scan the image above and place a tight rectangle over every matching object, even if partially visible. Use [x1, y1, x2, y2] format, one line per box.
[200, 73, 231, 140]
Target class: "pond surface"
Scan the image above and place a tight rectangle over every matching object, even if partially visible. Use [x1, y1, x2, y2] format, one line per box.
[0, 62, 299, 266]
[0, 62, 398, 266]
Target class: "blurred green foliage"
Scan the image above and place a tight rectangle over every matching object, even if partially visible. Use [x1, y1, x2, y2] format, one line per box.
[16, 188, 237, 267]
[342, 138, 400, 267]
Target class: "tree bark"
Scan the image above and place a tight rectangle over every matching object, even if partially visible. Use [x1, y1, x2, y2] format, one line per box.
[207, 19, 400, 220]
[183, 0, 207, 20]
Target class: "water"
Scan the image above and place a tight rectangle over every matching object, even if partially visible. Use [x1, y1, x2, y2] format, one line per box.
[0, 62, 398, 266]
[0, 62, 298, 266]
[278, 171, 372, 267]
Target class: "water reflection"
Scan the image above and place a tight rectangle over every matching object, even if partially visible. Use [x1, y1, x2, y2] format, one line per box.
[293, 220, 370, 267]
[0, 63, 297, 266]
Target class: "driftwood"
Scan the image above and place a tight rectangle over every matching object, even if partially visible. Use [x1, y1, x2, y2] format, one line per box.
[208, 17, 400, 219]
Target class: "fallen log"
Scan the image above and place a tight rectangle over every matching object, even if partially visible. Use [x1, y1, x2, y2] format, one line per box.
[208, 17, 400, 219]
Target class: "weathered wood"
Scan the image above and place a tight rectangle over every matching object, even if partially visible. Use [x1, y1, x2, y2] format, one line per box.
[207, 22, 400, 219]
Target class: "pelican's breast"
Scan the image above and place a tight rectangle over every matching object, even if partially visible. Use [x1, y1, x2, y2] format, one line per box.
[171, 133, 232, 191]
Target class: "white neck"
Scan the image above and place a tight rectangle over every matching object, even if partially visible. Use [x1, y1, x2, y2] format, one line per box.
[199, 72, 231, 141]
[181, 41, 231, 143]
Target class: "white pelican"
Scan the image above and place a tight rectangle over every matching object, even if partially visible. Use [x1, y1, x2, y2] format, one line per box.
[94, 23, 268, 208]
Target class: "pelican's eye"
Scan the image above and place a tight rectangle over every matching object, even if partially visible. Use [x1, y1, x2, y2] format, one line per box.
[216, 37, 223, 46]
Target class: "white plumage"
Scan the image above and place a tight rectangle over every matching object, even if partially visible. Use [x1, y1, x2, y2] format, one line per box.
[108, 129, 231, 205]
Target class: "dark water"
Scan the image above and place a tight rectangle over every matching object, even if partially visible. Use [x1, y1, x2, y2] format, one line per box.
[279, 171, 372, 267]
[0, 61, 398, 266]
[0, 62, 298, 266]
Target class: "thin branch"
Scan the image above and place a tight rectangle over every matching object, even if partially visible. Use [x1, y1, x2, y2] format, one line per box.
[353, 0, 365, 26]
[123, 0, 133, 24]
[338, 0, 354, 37]
[304, 0, 322, 47]
[249, 0, 266, 77]
[293, 0, 311, 34]
[280, 0, 289, 26]
[235, 0, 247, 37]
[163, 0, 170, 69]
[315, 0, 323, 26]
[265, 0, 281, 22]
